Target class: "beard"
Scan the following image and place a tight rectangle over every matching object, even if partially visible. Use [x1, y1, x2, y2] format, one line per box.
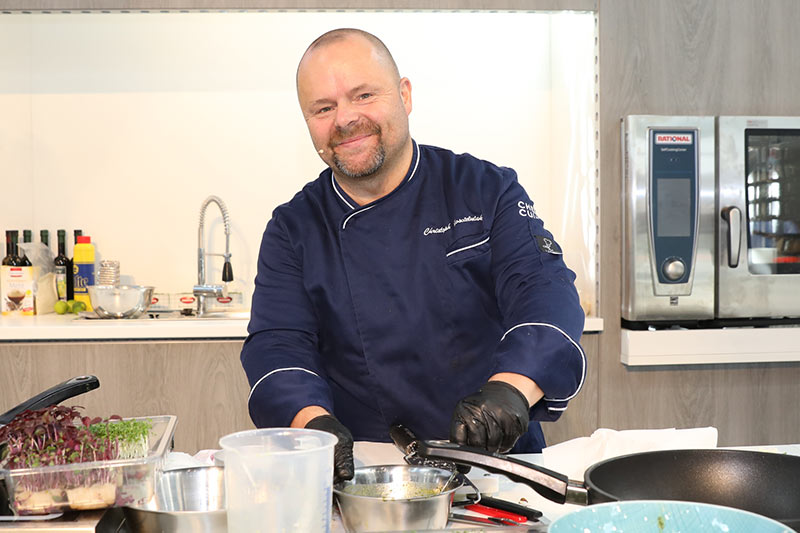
[330, 119, 386, 179]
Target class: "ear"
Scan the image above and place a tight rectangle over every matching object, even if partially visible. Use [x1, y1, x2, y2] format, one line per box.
[399, 77, 412, 115]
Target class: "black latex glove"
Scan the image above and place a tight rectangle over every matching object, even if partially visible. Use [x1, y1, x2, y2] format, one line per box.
[305, 414, 354, 483]
[449, 381, 530, 453]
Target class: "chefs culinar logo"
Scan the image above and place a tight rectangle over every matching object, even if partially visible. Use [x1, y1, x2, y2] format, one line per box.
[655, 133, 693, 145]
[518, 201, 539, 219]
[423, 214, 483, 236]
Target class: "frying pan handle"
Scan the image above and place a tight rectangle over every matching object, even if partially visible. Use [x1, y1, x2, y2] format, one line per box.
[416, 439, 585, 505]
[0, 375, 100, 426]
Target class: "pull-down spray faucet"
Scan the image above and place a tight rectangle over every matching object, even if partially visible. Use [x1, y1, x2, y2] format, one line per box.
[193, 195, 233, 317]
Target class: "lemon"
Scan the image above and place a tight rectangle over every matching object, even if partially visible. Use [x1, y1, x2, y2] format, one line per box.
[67, 299, 77, 313]
[54, 301, 69, 315]
[72, 301, 87, 314]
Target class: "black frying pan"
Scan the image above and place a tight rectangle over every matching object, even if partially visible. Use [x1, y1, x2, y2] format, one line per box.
[407, 435, 800, 529]
[0, 375, 100, 515]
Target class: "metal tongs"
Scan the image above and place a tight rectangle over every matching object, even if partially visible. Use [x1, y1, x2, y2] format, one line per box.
[389, 424, 544, 526]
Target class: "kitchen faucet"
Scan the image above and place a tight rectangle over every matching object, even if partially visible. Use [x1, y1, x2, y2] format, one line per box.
[193, 195, 233, 317]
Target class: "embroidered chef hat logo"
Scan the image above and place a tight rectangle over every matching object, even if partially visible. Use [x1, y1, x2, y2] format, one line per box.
[535, 235, 563, 255]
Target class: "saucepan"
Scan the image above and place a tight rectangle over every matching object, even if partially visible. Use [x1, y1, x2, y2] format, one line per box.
[0, 375, 101, 516]
[406, 434, 800, 530]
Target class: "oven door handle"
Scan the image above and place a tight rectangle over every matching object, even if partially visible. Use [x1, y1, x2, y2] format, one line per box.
[721, 206, 742, 268]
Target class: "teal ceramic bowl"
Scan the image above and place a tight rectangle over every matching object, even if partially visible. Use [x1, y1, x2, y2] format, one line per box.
[549, 501, 795, 533]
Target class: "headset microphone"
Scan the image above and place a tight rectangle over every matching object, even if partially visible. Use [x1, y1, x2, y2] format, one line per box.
[318, 148, 325, 154]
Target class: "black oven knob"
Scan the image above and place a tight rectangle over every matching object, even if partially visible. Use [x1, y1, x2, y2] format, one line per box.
[662, 258, 686, 281]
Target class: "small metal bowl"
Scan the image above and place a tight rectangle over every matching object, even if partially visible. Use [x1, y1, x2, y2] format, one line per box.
[334, 465, 462, 533]
[122, 466, 226, 533]
[88, 285, 154, 319]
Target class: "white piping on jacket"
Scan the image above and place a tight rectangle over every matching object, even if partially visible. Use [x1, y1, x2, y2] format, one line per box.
[332, 174, 355, 210]
[247, 367, 321, 404]
[339, 141, 421, 230]
[500, 322, 587, 403]
[342, 205, 376, 229]
[445, 236, 490, 258]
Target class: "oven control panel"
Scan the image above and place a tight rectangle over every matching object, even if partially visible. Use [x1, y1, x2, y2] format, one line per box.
[649, 129, 697, 287]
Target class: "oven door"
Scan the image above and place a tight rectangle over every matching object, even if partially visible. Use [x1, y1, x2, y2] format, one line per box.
[718, 116, 800, 318]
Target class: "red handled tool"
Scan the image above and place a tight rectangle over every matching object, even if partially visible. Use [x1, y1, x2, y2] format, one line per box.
[465, 502, 528, 523]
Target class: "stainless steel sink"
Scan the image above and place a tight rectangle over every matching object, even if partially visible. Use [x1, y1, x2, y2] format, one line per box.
[143, 310, 250, 320]
[195, 311, 250, 320]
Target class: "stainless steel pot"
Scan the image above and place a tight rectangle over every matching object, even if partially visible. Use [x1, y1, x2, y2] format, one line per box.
[333, 465, 462, 533]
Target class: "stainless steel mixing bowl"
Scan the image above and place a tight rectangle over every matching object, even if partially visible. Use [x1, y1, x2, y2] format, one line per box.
[122, 466, 226, 533]
[88, 285, 154, 318]
[333, 465, 462, 533]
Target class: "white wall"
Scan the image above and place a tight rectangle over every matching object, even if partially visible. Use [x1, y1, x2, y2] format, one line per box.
[0, 10, 596, 311]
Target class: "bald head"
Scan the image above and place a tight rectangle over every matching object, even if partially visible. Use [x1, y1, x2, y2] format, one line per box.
[294, 27, 413, 197]
[297, 28, 400, 87]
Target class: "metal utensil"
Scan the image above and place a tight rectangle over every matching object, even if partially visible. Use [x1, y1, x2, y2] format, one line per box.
[449, 511, 520, 527]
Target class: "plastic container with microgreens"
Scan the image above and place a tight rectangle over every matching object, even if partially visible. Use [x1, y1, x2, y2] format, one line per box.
[0, 406, 176, 515]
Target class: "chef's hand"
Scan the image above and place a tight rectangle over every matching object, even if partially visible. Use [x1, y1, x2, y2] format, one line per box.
[305, 414, 354, 483]
[450, 381, 530, 453]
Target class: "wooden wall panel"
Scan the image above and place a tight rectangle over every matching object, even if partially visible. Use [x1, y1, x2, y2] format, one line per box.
[0, 337, 597, 452]
[0, 341, 254, 453]
[541, 333, 599, 445]
[597, 0, 800, 446]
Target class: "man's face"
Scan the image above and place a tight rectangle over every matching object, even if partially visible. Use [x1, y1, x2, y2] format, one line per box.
[297, 36, 412, 179]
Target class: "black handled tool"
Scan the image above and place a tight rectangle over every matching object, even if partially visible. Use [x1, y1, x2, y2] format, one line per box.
[465, 494, 543, 521]
[389, 423, 462, 471]
[0, 375, 100, 426]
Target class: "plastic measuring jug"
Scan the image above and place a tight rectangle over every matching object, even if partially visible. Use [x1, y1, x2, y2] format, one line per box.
[219, 428, 337, 533]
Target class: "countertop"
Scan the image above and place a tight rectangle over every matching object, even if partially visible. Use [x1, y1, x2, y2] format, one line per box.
[1, 441, 797, 531]
[0, 314, 604, 342]
[0, 313, 249, 341]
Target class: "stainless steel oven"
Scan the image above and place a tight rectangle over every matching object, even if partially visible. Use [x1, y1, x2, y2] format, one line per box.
[622, 115, 800, 328]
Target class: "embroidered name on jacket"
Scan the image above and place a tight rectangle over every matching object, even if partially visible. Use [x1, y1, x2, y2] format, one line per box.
[423, 214, 483, 236]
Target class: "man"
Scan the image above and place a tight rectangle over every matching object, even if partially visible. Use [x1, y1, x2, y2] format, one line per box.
[241, 28, 586, 482]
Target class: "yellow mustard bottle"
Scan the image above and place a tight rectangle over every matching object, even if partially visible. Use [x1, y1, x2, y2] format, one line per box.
[73, 235, 95, 312]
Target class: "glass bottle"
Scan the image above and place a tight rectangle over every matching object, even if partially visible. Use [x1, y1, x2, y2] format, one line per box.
[2, 231, 23, 266]
[20, 229, 32, 267]
[54, 230, 69, 302]
[40, 229, 50, 249]
[66, 229, 82, 300]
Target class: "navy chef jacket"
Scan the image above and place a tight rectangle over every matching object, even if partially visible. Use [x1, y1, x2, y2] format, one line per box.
[241, 141, 586, 453]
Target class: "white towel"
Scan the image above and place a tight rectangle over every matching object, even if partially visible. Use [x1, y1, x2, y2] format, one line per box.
[542, 427, 718, 480]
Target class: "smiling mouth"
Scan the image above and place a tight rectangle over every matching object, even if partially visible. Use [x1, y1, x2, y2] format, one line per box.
[334, 133, 375, 148]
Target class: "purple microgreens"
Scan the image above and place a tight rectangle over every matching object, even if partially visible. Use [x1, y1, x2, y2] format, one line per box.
[0, 405, 152, 514]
